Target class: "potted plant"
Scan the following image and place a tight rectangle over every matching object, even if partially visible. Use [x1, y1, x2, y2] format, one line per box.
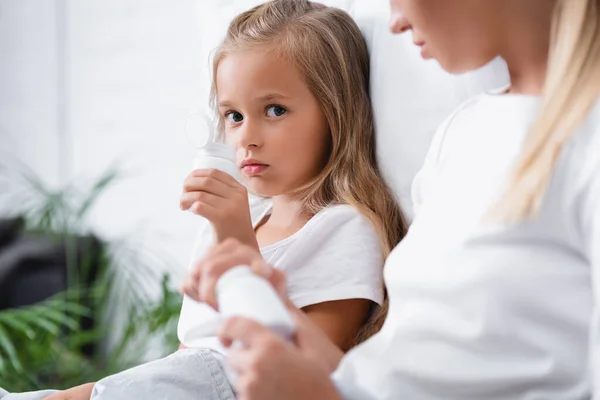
[0, 164, 182, 390]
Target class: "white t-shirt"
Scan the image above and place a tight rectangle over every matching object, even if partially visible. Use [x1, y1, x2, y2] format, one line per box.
[333, 92, 600, 399]
[177, 196, 384, 353]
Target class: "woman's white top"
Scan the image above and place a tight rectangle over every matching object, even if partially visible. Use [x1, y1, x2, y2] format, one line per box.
[333, 93, 600, 400]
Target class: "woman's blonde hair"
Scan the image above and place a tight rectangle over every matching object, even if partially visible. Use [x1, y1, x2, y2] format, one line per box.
[210, 0, 407, 342]
[496, 0, 600, 221]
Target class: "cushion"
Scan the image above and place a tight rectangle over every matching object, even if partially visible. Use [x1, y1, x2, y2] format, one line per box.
[197, 0, 510, 219]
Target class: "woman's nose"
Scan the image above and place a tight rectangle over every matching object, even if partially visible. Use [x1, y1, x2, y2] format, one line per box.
[389, 10, 411, 34]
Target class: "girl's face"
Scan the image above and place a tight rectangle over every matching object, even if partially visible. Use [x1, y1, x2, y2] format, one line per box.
[216, 48, 330, 198]
[389, 0, 502, 73]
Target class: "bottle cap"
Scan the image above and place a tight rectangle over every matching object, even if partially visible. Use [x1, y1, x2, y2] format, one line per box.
[185, 109, 219, 148]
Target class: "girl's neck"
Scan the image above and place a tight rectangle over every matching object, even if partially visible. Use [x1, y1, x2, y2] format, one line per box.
[269, 195, 310, 228]
[500, 2, 553, 95]
[254, 194, 311, 248]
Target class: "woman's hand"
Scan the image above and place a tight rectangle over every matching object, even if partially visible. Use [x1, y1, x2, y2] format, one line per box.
[43, 383, 95, 400]
[180, 169, 257, 249]
[181, 238, 344, 399]
[182, 238, 343, 367]
[219, 310, 344, 400]
[181, 238, 267, 309]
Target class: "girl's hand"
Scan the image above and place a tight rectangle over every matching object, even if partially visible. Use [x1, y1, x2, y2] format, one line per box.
[180, 169, 257, 249]
[218, 310, 344, 400]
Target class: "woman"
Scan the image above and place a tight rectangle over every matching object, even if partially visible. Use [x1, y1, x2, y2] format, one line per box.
[187, 0, 600, 399]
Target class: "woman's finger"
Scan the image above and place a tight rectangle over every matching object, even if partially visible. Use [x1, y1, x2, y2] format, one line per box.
[194, 240, 264, 306]
[182, 240, 254, 303]
[199, 260, 223, 309]
[218, 316, 276, 349]
[199, 248, 260, 307]
[227, 345, 253, 373]
[180, 274, 200, 301]
[198, 251, 246, 308]
[265, 267, 287, 299]
[248, 260, 287, 300]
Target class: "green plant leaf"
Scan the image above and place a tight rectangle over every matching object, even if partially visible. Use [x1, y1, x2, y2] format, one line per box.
[17, 312, 60, 335]
[0, 325, 24, 372]
[41, 309, 79, 331]
[54, 301, 93, 318]
[15, 160, 50, 197]
[66, 328, 105, 348]
[0, 349, 5, 373]
[76, 167, 120, 220]
[1, 164, 187, 390]
[0, 315, 36, 340]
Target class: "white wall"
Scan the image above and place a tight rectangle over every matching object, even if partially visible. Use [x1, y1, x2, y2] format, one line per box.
[0, 0, 207, 279]
[0, 1, 62, 191]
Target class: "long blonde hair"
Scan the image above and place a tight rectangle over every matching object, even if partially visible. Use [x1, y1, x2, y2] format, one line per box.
[210, 0, 407, 341]
[497, 0, 600, 221]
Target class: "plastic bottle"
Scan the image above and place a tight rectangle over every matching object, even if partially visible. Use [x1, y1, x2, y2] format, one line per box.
[192, 142, 239, 181]
[216, 266, 296, 340]
[189, 112, 239, 181]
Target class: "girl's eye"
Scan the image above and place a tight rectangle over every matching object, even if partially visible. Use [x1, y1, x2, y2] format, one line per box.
[266, 105, 287, 118]
[225, 111, 244, 123]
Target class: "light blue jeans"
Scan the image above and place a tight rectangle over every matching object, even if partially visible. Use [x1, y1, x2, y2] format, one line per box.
[0, 348, 235, 400]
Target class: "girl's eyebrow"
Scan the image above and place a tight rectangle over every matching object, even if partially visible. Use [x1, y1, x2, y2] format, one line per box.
[255, 93, 290, 102]
[218, 93, 291, 108]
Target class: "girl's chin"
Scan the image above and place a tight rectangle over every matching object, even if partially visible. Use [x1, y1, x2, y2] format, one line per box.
[243, 181, 277, 198]
[243, 178, 303, 199]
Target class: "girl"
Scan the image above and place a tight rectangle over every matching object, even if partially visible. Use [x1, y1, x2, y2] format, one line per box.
[191, 0, 600, 399]
[24, 0, 404, 399]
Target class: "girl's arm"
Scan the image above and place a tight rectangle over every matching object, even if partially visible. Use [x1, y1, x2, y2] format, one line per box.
[302, 299, 371, 351]
[43, 383, 95, 400]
